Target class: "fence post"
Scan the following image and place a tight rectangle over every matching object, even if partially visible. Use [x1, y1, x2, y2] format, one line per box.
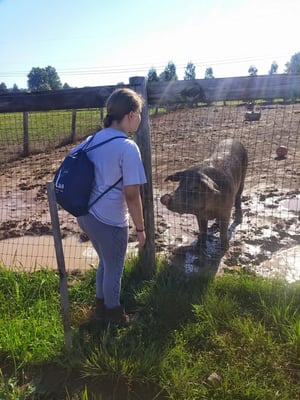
[46, 181, 72, 351]
[71, 110, 76, 142]
[129, 76, 156, 276]
[23, 111, 29, 156]
[100, 108, 104, 124]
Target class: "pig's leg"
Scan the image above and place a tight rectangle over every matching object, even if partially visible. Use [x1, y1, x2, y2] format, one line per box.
[196, 216, 208, 248]
[234, 166, 246, 224]
[219, 217, 229, 250]
[234, 184, 243, 224]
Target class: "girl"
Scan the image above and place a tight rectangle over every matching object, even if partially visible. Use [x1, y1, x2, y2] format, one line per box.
[77, 88, 146, 325]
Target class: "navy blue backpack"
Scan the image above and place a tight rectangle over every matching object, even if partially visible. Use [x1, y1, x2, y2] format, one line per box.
[54, 135, 124, 217]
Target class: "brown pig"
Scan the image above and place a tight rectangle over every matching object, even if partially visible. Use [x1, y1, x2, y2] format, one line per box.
[160, 139, 248, 250]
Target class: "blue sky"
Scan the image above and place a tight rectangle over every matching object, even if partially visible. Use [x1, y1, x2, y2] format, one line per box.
[1, 0, 299, 89]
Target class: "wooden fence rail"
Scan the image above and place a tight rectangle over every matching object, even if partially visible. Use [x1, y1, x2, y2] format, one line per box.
[1, 74, 300, 113]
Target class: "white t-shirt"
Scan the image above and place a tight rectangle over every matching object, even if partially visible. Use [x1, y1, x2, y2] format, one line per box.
[80, 128, 147, 227]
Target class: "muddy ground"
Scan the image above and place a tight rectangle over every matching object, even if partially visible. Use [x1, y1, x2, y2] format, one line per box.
[1, 104, 300, 272]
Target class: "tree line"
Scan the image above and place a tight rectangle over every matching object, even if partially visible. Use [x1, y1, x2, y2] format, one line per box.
[1, 52, 300, 93]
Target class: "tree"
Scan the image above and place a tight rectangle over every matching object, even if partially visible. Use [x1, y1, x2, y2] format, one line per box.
[184, 62, 196, 80]
[159, 61, 178, 81]
[63, 82, 72, 89]
[204, 67, 214, 79]
[269, 61, 278, 75]
[12, 84, 20, 92]
[248, 65, 258, 76]
[45, 66, 62, 90]
[27, 67, 50, 91]
[147, 67, 159, 82]
[27, 66, 62, 91]
[0, 82, 8, 93]
[285, 52, 300, 74]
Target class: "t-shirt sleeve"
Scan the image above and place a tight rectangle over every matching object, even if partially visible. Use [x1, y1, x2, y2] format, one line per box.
[121, 141, 147, 186]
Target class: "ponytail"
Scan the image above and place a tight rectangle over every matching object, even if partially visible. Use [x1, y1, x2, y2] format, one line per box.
[103, 113, 114, 128]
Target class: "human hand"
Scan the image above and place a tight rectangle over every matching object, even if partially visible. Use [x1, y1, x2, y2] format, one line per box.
[136, 230, 146, 248]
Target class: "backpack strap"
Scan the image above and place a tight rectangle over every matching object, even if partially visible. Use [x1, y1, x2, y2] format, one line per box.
[84, 135, 125, 210]
[85, 135, 126, 152]
[88, 176, 123, 209]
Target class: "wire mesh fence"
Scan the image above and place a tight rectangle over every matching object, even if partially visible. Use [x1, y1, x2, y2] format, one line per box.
[0, 109, 104, 270]
[0, 109, 103, 164]
[151, 103, 300, 279]
[0, 97, 300, 279]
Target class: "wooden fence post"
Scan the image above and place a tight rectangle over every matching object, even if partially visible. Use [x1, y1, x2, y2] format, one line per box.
[46, 181, 72, 351]
[23, 111, 29, 156]
[129, 76, 156, 276]
[71, 110, 76, 142]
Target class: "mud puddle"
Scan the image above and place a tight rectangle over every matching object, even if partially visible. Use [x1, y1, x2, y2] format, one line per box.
[0, 235, 98, 271]
[255, 246, 300, 282]
[155, 188, 300, 282]
[0, 234, 141, 272]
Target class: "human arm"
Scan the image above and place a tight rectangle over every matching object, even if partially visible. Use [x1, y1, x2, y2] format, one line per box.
[124, 184, 146, 248]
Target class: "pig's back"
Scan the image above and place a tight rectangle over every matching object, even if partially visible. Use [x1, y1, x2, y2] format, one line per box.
[211, 139, 247, 165]
[203, 139, 248, 195]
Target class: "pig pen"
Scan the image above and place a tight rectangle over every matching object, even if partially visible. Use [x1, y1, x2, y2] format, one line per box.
[151, 104, 300, 279]
[0, 103, 300, 279]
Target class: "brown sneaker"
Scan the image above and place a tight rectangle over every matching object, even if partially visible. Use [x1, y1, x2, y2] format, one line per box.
[80, 298, 105, 327]
[104, 305, 131, 327]
[94, 297, 105, 320]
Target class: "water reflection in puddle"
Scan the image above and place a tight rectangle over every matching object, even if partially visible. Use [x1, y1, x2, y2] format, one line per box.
[279, 195, 300, 212]
[256, 246, 300, 283]
[184, 245, 300, 283]
[0, 235, 141, 272]
[0, 235, 98, 271]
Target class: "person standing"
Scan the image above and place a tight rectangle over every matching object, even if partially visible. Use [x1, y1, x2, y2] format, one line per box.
[77, 88, 146, 325]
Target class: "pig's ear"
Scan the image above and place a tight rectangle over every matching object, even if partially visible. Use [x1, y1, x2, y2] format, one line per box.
[200, 174, 220, 193]
[165, 171, 183, 182]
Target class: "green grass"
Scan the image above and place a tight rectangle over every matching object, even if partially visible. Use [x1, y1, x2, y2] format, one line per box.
[0, 260, 300, 399]
[0, 109, 103, 145]
[0, 266, 64, 365]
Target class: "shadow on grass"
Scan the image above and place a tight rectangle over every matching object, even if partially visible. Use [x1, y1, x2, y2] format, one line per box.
[53, 260, 214, 399]
[3, 260, 300, 399]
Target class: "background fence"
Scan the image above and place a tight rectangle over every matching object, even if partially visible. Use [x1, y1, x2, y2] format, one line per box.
[1, 75, 300, 279]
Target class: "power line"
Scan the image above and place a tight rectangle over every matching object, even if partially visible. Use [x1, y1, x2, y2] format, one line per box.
[0, 53, 292, 82]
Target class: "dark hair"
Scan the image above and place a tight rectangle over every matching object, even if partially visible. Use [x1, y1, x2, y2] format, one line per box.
[103, 88, 144, 128]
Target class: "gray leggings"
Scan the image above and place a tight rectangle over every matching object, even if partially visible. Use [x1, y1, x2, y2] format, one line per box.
[77, 213, 128, 308]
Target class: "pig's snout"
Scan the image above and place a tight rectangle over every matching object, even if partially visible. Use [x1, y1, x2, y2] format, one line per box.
[160, 193, 172, 207]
